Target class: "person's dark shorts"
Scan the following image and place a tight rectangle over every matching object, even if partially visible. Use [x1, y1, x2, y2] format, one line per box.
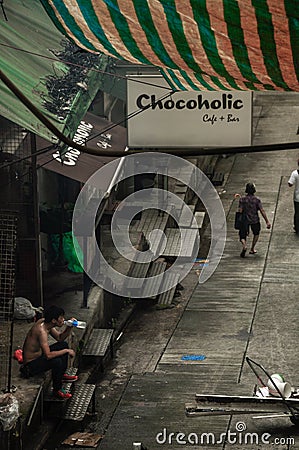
[239, 222, 261, 240]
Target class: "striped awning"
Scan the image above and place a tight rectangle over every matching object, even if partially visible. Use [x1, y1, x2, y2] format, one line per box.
[40, 0, 299, 91]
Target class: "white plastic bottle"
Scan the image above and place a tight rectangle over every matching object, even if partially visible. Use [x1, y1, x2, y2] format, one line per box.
[64, 319, 86, 329]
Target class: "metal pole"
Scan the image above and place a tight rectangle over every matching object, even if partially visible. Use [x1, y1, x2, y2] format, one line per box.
[7, 320, 14, 393]
[30, 132, 43, 307]
[27, 384, 43, 427]
[82, 237, 89, 308]
[7, 213, 18, 394]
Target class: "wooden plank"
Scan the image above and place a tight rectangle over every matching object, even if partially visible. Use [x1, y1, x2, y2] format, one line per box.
[136, 209, 168, 234]
[156, 286, 177, 307]
[161, 229, 199, 257]
[126, 259, 151, 290]
[142, 262, 167, 298]
[174, 185, 188, 195]
[157, 273, 180, 307]
[193, 211, 205, 229]
[176, 205, 196, 227]
[148, 261, 167, 277]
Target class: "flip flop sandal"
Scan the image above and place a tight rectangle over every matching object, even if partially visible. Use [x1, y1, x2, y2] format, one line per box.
[240, 248, 247, 258]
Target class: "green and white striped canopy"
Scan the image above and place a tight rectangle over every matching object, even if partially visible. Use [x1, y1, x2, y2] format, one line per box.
[41, 0, 299, 91]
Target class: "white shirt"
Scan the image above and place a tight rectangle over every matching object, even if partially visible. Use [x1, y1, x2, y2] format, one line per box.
[288, 169, 299, 202]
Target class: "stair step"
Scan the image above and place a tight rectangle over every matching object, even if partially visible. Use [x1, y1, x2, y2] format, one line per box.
[63, 384, 96, 421]
[148, 261, 167, 277]
[190, 211, 206, 229]
[203, 164, 214, 179]
[44, 367, 78, 402]
[157, 273, 180, 307]
[161, 229, 199, 257]
[212, 172, 224, 186]
[82, 329, 114, 357]
[142, 261, 167, 298]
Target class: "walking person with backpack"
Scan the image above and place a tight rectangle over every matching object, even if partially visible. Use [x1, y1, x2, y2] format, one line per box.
[288, 158, 299, 235]
[238, 183, 271, 258]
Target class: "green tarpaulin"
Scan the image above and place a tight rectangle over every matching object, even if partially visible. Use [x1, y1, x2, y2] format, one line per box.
[40, 0, 299, 91]
[51, 232, 83, 273]
[0, 0, 108, 141]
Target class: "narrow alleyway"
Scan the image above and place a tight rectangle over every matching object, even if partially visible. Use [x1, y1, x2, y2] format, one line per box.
[41, 93, 299, 450]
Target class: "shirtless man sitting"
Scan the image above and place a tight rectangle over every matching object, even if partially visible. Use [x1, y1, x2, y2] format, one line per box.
[21, 305, 77, 399]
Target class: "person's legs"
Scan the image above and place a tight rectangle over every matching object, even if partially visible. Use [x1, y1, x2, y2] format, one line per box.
[25, 354, 50, 377]
[250, 234, 259, 252]
[250, 222, 261, 253]
[48, 341, 69, 392]
[25, 341, 69, 392]
[239, 225, 248, 257]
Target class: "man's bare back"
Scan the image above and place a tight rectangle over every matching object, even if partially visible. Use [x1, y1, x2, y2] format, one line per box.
[23, 319, 49, 364]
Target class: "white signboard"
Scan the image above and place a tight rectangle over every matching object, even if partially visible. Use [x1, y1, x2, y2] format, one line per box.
[127, 76, 252, 148]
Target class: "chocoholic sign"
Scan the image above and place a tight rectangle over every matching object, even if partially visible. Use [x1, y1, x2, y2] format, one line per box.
[127, 75, 252, 148]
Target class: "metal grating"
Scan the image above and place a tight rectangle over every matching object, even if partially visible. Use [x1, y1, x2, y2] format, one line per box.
[0, 212, 17, 392]
[62, 367, 79, 393]
[63, 384, 96, 421]
[0, 322, 12, 391]
[83, 329, 114, 357]
[1, 124, 41, 305]
[64, 367, 78, 376]
[0, 213, 18, 321]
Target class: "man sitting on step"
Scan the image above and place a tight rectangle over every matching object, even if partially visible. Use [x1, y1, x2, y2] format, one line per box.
[20, 305, 78, 399]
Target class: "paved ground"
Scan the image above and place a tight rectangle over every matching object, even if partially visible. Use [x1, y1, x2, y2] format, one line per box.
[40, 92, 299, 450]
[92, 93, 299, 450]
